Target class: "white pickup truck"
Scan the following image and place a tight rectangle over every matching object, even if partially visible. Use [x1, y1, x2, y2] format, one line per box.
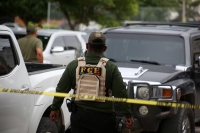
[13, 28, 87, 65]
[0, 25, 71, 133]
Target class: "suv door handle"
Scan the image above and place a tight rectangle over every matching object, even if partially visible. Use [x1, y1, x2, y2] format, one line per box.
[21, 87, 29, 91]
[21, 85, 29, 91]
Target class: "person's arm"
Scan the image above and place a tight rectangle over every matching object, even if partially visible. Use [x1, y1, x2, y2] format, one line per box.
[35, 40, 43, 63]
[36, 48, 43, 63]
[111, 65, 134, 128]
[51, 62, 74, 110]
[50, 61, 74, 121]
[112, 65, 132, 117]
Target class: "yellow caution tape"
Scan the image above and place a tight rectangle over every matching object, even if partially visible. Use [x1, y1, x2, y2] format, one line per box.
[0, 88, 200, 109]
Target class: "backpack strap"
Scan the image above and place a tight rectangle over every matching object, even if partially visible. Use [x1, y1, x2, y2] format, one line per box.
[75, 57, 86, 94]
[96, 58, 109, 67]
[77, 57, 86, 66]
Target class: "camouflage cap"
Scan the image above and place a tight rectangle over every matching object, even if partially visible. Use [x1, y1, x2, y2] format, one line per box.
[26, 25, 37, 34]
[88, 31, 106, 45]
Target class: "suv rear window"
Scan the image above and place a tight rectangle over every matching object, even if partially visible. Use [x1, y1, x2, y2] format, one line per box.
[104, 33, 185, 66]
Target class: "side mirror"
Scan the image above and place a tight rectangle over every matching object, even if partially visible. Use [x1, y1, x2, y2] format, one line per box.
[51, 46, 64, 53]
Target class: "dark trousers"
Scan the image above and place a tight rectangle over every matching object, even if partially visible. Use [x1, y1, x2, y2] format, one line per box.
[70, 108, 116, 133]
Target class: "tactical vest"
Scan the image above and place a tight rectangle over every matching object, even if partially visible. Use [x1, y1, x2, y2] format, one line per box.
[75, 57, 111, 102]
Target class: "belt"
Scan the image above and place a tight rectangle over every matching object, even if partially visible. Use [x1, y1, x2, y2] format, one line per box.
[77, 106, 93, 111]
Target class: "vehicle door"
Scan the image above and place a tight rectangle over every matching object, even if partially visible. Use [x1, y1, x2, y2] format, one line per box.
[192, 36, 200, 119]
[63, 35, 82, 58]
[0, 32, 33, 133]
[48, 36, 75, 65]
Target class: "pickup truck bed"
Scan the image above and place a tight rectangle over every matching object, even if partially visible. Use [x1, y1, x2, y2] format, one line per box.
[25, 62, 66, 73]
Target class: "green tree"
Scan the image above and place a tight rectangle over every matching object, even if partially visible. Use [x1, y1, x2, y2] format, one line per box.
[0, 0, 49, 25]
[132, 0, 179, 22]
[174, 0, 200, 22]
[138, 0, 178, 7]
[53, 0, 138, 30]
[134, 0, 200, 22]
[190, 0, 200, 6]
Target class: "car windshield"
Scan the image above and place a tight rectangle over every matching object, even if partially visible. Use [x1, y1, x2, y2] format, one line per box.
[104, 33, 185, 66]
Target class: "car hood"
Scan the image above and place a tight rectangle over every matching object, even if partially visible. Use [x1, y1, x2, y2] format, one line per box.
[115, 62, 185, 83]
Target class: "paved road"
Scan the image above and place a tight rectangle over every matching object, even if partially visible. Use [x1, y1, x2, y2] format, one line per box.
[122, 127, 200, 133]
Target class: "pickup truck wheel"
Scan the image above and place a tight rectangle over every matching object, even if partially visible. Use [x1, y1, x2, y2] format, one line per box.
[159, 102, 194, 133]
[37, 117, 58, 133]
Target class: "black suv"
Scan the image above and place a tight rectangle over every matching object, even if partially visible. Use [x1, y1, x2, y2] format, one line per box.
[101, 22, 200, 133]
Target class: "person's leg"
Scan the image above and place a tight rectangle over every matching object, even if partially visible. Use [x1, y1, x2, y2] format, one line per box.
[90, 112, 116, 133]
[70, 110, 91, 133]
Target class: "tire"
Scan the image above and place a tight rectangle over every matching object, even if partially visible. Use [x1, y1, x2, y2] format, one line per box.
[36, 117, 58, 133]
[159, 101, 195, 133]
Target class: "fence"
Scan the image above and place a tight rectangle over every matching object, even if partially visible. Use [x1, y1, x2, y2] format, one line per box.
[46, 3, 200, 30]
[131, 7, 200, 22]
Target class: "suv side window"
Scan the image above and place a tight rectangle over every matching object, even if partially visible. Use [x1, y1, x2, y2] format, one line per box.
[193, 39, 200, 67]
[0, 35, 17, 76]
[15, 34, 26, 40]
[63, 36, 81, 51]
[52, 36, 66, 49]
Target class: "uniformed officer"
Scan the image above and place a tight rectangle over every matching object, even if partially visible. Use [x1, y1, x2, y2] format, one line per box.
[50, 31, 134, 133]
[18, 25, 43, 63]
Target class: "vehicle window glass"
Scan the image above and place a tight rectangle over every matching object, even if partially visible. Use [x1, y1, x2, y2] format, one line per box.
[6, 25, 15, 28]
[14, 33, 50, 51]
[82, 34, 89, 43]
[193, 39, 200, 66]
[15, 34, 26, 40]
[104, 33, 185, 66]
[52, 36, 66, 49]
[63, 36, 81, 50]
[0, 35, 17, 76]
[37, 35, 50, 51]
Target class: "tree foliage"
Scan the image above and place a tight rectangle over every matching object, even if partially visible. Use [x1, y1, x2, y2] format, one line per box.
[190, 0, 200, 7]
[53, 0, 138, 30]
[132, 0, 200, 22]
[138, 0, 178, 7]
[0, 0, 49, 25]
[171, 0, 200, 21]
[131, 0, 179, 22]
[1, 0, 200, 30]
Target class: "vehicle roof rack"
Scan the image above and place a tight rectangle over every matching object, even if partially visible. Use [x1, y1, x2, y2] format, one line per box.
[123, 22, 200, 29]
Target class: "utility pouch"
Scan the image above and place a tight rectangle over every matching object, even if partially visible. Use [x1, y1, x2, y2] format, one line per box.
[66, 99, 77, 113]
[116, 118, 125, 133]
